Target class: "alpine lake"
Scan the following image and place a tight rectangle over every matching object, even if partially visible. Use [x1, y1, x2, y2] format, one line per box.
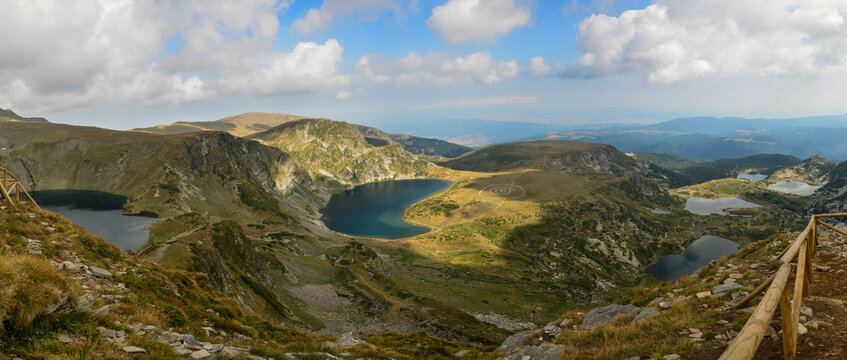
[321, 179, 451, 239]
[31, 190, 155, 252]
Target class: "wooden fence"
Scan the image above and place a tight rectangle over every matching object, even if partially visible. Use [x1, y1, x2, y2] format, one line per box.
[719, 213, 847, 360]
[0, 167, 39, 209]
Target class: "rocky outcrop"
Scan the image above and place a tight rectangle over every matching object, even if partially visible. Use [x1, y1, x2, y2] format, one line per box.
[578, 304, 639, 330]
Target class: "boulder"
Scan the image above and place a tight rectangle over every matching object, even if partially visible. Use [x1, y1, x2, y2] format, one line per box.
[190, 349, 212, 359]
[89, 265, 113, 278]
[505, 343, 566, 360]
[578, 304, 639, 330]
[96, 327, 117, 338]
[122, 346, 147, 354]
[334, 332, 362, 347]
[632, 307, 659, 324]
[496, 329, 539, 354]
[57, 334, 73, 343]
[712, 282, 742, 294]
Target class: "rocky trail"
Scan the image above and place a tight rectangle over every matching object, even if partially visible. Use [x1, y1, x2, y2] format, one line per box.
[752, 228, 847, 360]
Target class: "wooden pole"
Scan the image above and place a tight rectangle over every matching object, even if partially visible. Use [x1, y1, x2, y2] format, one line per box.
[779, 281, 796, 360]
[816, 219, 847, 238]
[734, 272, 776, 308]
[791, 242, 807, 350]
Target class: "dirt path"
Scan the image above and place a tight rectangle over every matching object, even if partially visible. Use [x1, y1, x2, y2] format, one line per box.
[753, 228, 847, 359]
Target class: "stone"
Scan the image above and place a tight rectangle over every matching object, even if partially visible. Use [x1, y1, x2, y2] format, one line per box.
[184, 337, 204, 350]
[543, 324, 562, 336]
[89, 265, 113, 278]
[173, 346, 193, 355]
[96, 327, 117, 338]
[559, 318, 573, 327]
[122, 346, 147, 354]
[798, 323, 808, 335]
[454, 349, 471, 357]
[663, 355, 681, 360]
[728, 273, 744, 279]
[57, 334, 73, 343]
[632, 307, 659, 324]
[712, 282, 743, 294]
[800, 306, 813, 318]
[658, 301, 672, 310]
[496, 329, 538, 354]
[578, 304, 639, 330]
[204, 343, 224, 353]
[805, 320, 831, 329]
[220, 346, 245, 358]
[190, 349, 213, 359]
[814, 265, 832, 272]
[695, 291, 712, 299]
[717, 320, 730, 325]
[508, 343, 566, 360]
[334, 332, 362, 347]
[764, 326, 776, 338]
[92, 305, 110, 316]
[624, 357, 640, 360]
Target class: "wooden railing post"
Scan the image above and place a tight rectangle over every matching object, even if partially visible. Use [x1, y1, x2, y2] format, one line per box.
[779, 281, 795, 360]
[791, 238, 807, 352]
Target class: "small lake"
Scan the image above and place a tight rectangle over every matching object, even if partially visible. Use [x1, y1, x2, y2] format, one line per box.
[646, 235, 740, 281]
[684, 196, 762, 215]
[321, 179, 451, 239]
[737, 173, 767, 182]
[767, 181, 821, 196]
[31, 190, 154, 252]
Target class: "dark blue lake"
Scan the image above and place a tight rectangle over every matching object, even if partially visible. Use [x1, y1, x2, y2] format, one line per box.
[31, 190, 154, 252]
[645, 235, 740, 281]
[321, 179, 451, 239]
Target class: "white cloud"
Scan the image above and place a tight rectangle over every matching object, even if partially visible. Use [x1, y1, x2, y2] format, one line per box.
[427, 0, 531, 44]
[357, 51, 520, 86]
[412, 95, 539, 109]
[292, 0, 416, 34]
[569, 0, 847, 84]
[336, 90, 354, 99]
[529, 56, 552, 75]
[218, 39, 351, 95]
[0, 0, 353, 114]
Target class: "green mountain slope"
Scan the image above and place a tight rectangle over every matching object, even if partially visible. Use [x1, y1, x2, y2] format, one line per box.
[355, 125, 472, 158]
[0, 203, 498, 359]
[762, 154, 836, 185]
[249, 118, 433, 185]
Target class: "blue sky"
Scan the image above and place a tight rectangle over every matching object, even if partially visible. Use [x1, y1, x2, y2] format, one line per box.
[3, 0, 847, 132]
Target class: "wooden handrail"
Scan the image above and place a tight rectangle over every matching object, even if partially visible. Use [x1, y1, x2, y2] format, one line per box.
[719, 213, 847, 360]
[0, 167, 39, 209]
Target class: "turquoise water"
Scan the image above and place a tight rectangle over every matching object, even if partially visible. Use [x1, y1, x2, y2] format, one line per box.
[684, 196, 762, 215]
[30, 190, 154, 252]
[646, 235, 740, 281]
[321, 179, 451, 239]
[737, 173, 767, 182]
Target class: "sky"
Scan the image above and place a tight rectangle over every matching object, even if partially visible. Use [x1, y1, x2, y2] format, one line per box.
[3, 0, 847, 131]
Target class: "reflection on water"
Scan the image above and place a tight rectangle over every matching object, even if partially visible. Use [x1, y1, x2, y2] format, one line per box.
[767, 181, 821, 196]
[684, 196, 761, 216]
[321, 179, 451, 239]
[646, 235, 740, 281]
[31, 190, 154, 251]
